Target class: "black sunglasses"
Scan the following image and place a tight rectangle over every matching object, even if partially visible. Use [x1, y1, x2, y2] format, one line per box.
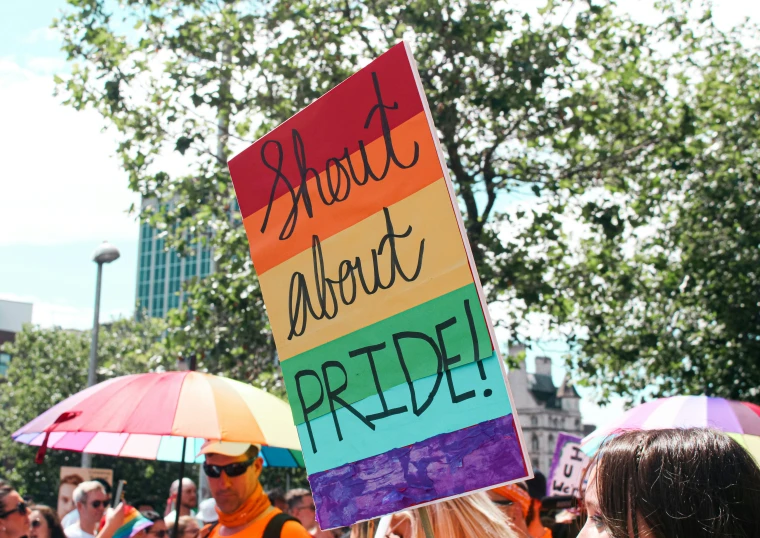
[0, 501, 26, 519]
[90, 500, 110, 509]
[149, 531, 168, 538]
[203, 457, 256, 478]
[31, 519, 43, 528]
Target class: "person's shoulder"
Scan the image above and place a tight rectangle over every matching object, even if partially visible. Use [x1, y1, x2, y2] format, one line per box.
[61, 511, 79, 528]
[201, 521, 220, 538]
[279, 519, 312, 538]
[63, 525, 81, 538]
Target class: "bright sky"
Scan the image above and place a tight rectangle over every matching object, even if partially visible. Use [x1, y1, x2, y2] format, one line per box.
[1, 0, 757, 428]
[0, 0, 139, 328]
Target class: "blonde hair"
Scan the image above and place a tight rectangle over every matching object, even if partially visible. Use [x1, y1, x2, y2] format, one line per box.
[72, 481, 106, 505]
[391, 492, 518, 538]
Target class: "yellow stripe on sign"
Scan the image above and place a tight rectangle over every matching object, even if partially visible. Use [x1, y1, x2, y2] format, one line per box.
[259, 178, 474, 360]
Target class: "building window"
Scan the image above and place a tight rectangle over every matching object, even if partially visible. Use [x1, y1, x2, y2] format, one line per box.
[575, 419, 581, 430]
[531, 416, 538, 427]
[532, 459, 539, 470]
[167, 250, 182, 310]
[152, 238, 167, 317]
[137, 221, 154, 313]
[200, 244, 212, 277]
[185, 239, 198, 280]
[531, 434, 540, 452]
[0, 352, 10, 376]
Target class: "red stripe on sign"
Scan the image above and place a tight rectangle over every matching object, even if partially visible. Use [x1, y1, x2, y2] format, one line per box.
[229, 42, 424, 220]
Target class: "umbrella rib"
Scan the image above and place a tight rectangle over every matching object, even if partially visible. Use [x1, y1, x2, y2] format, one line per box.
[110, 373, 164, 434]
[168, 371, 192, 438]
[102, 372, 183, 436]
[65, 374, 147, 434]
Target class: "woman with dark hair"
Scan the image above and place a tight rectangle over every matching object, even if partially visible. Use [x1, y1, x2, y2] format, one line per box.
[0, 479, 30, 538]
[579, 428, 760, 538]
[29, 505, 66, 538]
[141, 511, 168, 538]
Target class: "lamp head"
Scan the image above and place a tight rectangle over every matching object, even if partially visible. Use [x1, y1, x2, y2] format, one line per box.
[92, 241, 120, 264]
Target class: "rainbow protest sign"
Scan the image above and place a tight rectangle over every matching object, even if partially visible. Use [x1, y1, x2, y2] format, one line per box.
[228, 42, 531, 529]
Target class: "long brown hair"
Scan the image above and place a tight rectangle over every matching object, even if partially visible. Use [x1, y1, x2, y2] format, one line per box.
[30, 506, 66, 538]
[587, 428, 760, 538]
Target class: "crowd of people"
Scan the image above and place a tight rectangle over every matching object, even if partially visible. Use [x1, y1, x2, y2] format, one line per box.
[2, 428, 759, 538]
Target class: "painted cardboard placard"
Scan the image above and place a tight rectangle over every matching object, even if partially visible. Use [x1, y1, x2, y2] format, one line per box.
[546, 433, 588, 497]
[228, 41, 531, 529]
[58, 466, 113, 518]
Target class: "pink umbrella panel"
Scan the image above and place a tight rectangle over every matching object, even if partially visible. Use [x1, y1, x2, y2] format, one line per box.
[581, 395, 760, 462]
[12, 372, 304, 468]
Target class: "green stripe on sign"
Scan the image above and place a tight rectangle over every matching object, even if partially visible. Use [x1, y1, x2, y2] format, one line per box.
[281, 284, 493, 426]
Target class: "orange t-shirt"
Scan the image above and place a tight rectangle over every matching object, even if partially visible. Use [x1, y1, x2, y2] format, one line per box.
[207, 508, 312, 538]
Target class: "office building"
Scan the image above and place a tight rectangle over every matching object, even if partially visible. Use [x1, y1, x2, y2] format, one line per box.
[135, 199, 214, 317]
[0, 299, 33, 376]
[508, 355, 586, 473]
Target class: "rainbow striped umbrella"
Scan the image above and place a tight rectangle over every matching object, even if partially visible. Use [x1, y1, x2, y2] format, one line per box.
[582, 395, 760, 463]
[12, 371, 304, 468]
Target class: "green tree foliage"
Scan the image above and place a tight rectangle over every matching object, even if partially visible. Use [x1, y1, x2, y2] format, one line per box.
[537, 19, 760, 404]
[53, 0, 760, 403]
[0, 321, 185, 507]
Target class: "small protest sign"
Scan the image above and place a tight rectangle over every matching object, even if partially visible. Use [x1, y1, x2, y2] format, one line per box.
[228, 41, 531, 528]
[546, 433, 589, 497]
[58, 466, 113, 518]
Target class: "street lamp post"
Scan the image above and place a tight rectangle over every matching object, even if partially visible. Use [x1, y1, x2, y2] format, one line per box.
[82, 241, 120, 468]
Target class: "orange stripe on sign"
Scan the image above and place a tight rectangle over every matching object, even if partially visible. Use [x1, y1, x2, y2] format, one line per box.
[243, 112, 443, 275]
[259, 178, 474, 360]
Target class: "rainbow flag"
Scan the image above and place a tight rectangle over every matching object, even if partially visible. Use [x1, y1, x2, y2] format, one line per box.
[229, 41, 531, 529]
[111, 507, 152, 538]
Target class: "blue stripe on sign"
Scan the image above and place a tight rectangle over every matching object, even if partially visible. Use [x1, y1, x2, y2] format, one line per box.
[296, 352, 512, 473]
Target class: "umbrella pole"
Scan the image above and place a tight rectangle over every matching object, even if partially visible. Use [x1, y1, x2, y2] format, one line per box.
[173, 436, 188, 538]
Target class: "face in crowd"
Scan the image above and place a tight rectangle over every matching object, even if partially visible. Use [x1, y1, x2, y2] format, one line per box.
[486, 489, 531, 536]
[28, 509, 51, 538]
[180, 518, 200, 538]
[77, 488, 108, 528]
[146, 519, 168, 538]
[290, 495, 317, 530]
[0, 489, 30, 538]
[204, 451, 263, 514]
[57, 484, 77, 520]
[180, 484, 197, 511]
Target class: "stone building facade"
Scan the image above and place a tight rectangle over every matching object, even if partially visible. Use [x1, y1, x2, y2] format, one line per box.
[508, 356, 585, 473]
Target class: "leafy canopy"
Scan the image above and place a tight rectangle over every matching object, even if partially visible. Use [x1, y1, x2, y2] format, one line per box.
[53, 0, 760, 404]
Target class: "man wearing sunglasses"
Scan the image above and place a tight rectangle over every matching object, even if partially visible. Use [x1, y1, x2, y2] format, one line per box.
[198, 441, 310, 538]
[64, 482, 109, 538]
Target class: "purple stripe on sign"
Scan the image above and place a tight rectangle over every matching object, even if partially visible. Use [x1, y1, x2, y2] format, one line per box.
[310, 414, 528, 529]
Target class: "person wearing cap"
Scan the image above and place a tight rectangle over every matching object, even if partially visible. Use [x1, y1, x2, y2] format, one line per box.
[196, 500, 217, 527]
[198, 441, 310, 538]
[489, 483, 552, 538]
[489, 484, 532, 537]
